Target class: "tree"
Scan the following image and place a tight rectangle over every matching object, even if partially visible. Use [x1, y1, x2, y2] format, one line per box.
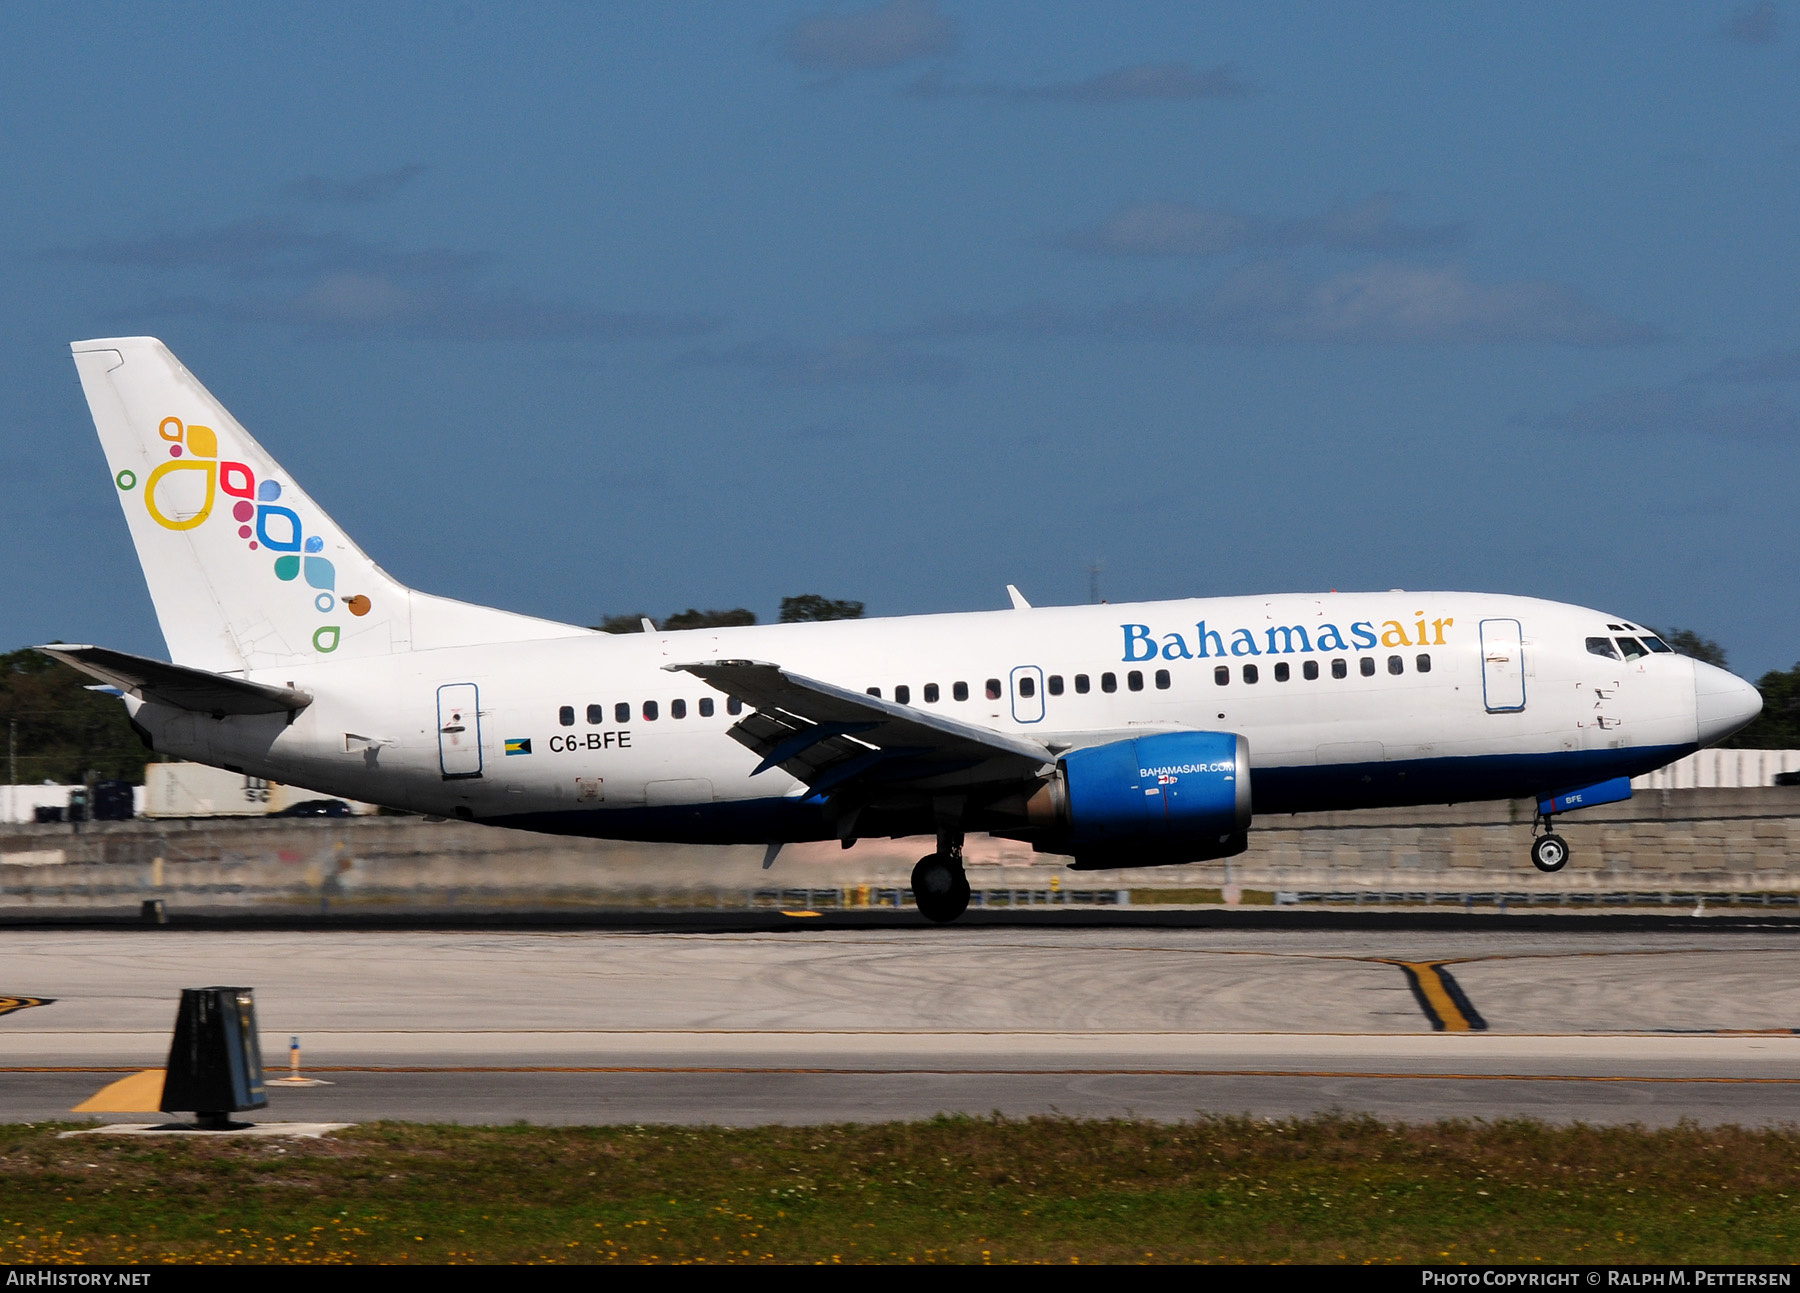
[660, 608, 756, 631]
[1658, 628, 1728, 669]
[1723, 663, 1800, 748]
[0, 647, 154, 784]
[593, 608, 757, 633]
[779, 595, 864, 623]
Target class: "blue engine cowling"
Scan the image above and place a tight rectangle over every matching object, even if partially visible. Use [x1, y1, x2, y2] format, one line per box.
[1056, 730, 1251, 869]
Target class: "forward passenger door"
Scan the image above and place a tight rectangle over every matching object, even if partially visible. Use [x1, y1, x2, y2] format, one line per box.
[1479, 619, 1526, 714]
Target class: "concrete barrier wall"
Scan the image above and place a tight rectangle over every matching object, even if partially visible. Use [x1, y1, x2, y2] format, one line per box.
[3, 787, 1798, 911]
[1632, 749, 1800, 790]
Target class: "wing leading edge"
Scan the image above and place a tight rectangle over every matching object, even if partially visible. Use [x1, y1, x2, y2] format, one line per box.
[665, 659, 1053, 797]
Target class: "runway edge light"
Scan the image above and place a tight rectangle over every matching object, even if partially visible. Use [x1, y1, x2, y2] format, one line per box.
[160, 986, 269, 1129]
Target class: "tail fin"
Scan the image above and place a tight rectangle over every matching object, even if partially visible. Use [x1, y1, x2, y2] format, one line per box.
[71, 337, 589, 672]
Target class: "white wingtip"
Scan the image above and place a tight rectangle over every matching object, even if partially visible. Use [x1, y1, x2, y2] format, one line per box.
[1006, 584, 1031, 610]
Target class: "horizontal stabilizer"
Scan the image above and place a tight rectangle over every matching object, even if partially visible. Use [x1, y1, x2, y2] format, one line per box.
[36, 645, 312, 717]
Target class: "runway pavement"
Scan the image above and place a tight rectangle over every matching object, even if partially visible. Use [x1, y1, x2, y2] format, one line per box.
[5, 924, 1799, 1126]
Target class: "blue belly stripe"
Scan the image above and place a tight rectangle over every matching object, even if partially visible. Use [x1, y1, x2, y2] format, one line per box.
[487, 743, 1697, 845]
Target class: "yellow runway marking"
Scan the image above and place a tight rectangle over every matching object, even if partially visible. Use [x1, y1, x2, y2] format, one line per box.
[71, 1068, 165, 1113]
[1379, 960, 1488, 1031]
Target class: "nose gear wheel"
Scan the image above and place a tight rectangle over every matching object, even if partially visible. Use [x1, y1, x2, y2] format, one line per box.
[1530, 832, 1569, 873]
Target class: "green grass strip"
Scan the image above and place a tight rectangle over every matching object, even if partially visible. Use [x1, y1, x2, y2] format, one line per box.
[1, 1115, 1796, 1264]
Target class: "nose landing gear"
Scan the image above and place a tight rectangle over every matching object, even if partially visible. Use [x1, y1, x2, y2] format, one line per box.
[1529, 829, 1570, 873]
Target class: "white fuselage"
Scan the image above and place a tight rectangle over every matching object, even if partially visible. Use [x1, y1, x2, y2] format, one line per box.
[128, 590, 1726, 845]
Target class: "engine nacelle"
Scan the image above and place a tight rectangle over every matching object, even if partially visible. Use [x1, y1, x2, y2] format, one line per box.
[1052, 730, 1251, 869]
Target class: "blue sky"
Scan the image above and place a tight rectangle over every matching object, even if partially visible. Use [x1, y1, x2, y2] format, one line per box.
[4, 2, 1798, 674]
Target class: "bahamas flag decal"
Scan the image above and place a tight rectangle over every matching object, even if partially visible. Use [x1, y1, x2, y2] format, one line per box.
[504, 738, 532, 756]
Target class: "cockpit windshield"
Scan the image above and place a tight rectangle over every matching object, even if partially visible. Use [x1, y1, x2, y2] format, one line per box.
[1587, 631, 1674, 660]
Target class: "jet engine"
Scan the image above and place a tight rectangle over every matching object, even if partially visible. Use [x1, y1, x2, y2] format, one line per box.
[993, 730, 1251, 869]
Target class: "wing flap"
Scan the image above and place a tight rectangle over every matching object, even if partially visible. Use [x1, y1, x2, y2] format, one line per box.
[37, 645, 312, 716]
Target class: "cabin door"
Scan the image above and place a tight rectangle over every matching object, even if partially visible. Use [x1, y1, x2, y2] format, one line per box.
[437, 683, 484, 779]
[1479, 619, 1526, 713]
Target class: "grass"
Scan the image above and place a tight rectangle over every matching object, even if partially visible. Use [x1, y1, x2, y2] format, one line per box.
[0, 1115, 1795, 1264]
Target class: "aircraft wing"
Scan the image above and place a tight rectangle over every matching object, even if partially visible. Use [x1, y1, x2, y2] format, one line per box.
[36, 645, 313, 717]
[666, 659, 1054, 796]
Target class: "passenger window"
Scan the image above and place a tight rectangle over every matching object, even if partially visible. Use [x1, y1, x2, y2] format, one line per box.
[699, 697, 714, 717]
[1642, 635, 1672, 654]
[1101, 672, 1117, 693]
[727, 697, 743, 716]
[1274, 662, 1290, 682]
[1127, 671, 1143, 692]
[895, 684, 911, 704]
[1616, 637, 1648, 661]
[1048, 675, 1064, 696]
[1214, 665, 1229, 686]
[671, 698, 687, 719]
[986, 678, 1001, 700]
[615, 701, 630, 723]
[1243, 664, 1259, 684]
[1360, 657, 1376, 677]
[586, 703, 603, 725]
[1388, 655, 1404, 675]
[1074, 674, 1090, 694]
[953, 681, 969, 701]
[1016, 677, 1033, 699]
[924, 683, 940, 703]
[1416, 654, 1431, 673]
[558, 705, 575, 727]
[1154, 669, 1170, 690]
[1303, 660, 1319, 681]
[1586, 637, 1621, 660]
[867, 687, 881, 698]
[643, 700, 659, 721]
[1332, 659, 1347, 679]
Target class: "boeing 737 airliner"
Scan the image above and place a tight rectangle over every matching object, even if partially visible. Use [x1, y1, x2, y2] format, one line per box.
[49, 338, 1764, 921]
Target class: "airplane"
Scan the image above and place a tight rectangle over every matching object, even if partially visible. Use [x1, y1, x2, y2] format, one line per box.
[46, 337, 1764, 922]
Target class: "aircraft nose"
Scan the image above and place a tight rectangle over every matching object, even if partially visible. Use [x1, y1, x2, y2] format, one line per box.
[1694, 661, 1763, 746]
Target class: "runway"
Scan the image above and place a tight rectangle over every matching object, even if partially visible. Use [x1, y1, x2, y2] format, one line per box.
[5, 925, 1799, 1126]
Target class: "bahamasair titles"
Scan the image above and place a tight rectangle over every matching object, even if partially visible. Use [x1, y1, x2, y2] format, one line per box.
[50, 338, 1764, 922]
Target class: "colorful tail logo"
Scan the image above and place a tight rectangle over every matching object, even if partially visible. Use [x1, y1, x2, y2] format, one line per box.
[118, 416, 372, 653]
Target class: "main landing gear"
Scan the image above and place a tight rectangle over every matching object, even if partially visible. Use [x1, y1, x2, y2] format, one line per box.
[912, 834, 970, 924]
[1530, 816, 1570, 874]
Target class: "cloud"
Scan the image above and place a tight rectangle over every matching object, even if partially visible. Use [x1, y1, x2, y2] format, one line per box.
[63, 219, 717, 343]
[284, 164, 427, 205]
[1530, 385, 1799, 440]
[1692, 346, 1800, 382]
[920, 261, 1659, 348]
[1722, 1, 1781, 44]
[907, 60, 1248, 103]
[676, 335, 963, 386]
[782, 0, 957, 72]
[62, 217, 486, 282]
[1060, 195, 1465, 258]
[136, 279, 717, 343]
